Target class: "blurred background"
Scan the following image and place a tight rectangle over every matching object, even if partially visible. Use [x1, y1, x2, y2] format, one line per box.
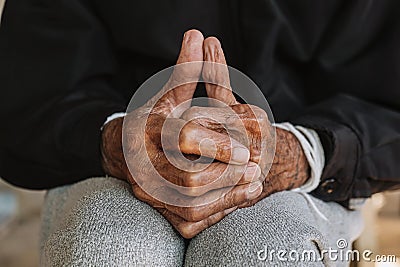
[0, 179, 44, 267]
[0, 0, 399, 266]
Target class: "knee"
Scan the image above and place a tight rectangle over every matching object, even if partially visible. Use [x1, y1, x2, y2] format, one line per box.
[186, 191, 327, 266]
[41, 178, 185, 266]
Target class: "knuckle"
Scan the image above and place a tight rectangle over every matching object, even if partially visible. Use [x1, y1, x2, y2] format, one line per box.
[178, 65, 198, 79]
[125, 134, 140, 153]
[179, 123, 195, 149]
[224, 190, 237, 206]
[181, 106, 202, 121]
[179, 187, 203, 197]
[179, 223, 197, 239]
[172, 64, 202, 82]
[183, 172, 200, 187]
[202, 67, 214, 81]
[225, 164, 240, 181]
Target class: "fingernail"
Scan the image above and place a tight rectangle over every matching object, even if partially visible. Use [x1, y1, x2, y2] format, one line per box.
[244, 163, 261, 181]
[225, 207, 237, 214]
[248, 181, 262, 198]
[183, 32, 190, 43]
[231, 147, 250, 164]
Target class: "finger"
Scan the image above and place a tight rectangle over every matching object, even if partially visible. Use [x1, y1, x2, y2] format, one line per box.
[154, 30, 204, 116]
[145, 114, 248, 166]
[133, 179, 261, 225]
[158, 206, 237, 239]
[203, 37, 237, 107]
[175, 162, 261, 197]
[165, 181, 263, 222]
[143, 121, 259, 193]
[131, 183, 166, 209]
[181, 104, 273, 164]
[238, 177, 280, 209]
[132, 181, 240, 236]
[182, 105, 262, 132]
[178, 120, 250, 164]
[181, 106, 239, 131]
[181, 105, 252, 154]
[158, 116, 250, 164]
[141, 115, 252, 190]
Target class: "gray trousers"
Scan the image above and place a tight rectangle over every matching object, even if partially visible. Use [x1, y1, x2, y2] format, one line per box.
[40, 177, 363, 267]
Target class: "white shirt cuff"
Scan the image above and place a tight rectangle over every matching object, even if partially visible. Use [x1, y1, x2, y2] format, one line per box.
[101, 112, 126, 130]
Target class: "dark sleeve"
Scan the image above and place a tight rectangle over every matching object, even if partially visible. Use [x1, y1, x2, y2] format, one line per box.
[286, 0, 400, 205]
[292, 95, 400, 205]
[0, 0, 126, 189]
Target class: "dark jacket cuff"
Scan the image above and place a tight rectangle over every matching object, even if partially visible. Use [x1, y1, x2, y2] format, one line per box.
[291, 116, 364, 206]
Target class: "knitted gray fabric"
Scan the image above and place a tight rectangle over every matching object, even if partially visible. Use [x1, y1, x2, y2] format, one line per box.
[40, 177, 363, 267]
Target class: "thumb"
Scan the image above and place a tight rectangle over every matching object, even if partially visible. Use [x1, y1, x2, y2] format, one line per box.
[153, 30, 204, 117]
[203, 37, 238, 107]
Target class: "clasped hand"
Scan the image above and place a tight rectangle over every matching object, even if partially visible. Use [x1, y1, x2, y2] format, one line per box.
[101, 30, 309, 238]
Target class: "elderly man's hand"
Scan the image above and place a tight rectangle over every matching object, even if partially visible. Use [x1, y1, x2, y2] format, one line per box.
[101, 30, 263, 238]
[181, 37, 310, 208]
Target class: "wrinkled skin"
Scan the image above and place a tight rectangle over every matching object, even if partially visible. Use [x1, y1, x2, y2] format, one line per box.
[102, 30, 263, 238]
[101, 30, 309, 238]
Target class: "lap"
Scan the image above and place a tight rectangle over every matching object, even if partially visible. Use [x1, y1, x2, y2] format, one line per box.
[40, 178, 363, 267]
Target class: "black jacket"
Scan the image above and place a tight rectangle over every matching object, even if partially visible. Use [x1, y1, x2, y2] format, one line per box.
[0, 0, 399, 206]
